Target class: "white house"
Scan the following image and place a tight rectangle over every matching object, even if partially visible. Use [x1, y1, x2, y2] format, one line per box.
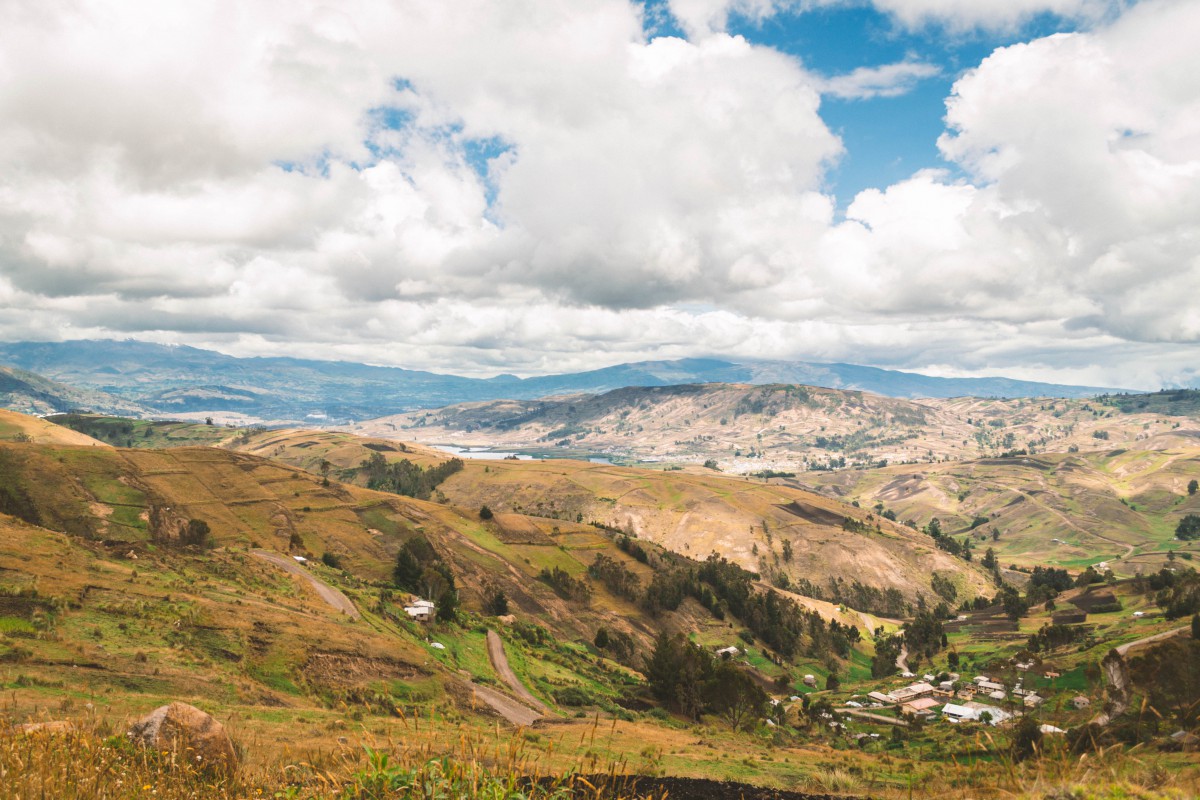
[716, 646, 741, 658]
[942, 703, 1010, 725]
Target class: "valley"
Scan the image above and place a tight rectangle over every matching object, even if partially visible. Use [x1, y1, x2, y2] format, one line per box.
[3, 402, 1199, 798]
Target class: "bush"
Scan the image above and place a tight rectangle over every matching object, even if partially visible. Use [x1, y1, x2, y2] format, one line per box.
[321, 552, 344, 570]
[552, 686, 593, 706]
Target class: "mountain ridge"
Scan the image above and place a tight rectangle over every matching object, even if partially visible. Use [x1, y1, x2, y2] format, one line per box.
[0, 339, 1129, 423]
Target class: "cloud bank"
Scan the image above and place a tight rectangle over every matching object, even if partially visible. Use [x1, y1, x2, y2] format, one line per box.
[0, 0, 1197, 389]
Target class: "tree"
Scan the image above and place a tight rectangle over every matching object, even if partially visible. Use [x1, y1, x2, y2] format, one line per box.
[710, 660, 768, 731]
[1189, 479, 1198, 496]
[1001, 587, 1029, 620]
[645, 633, 714, 720]
[393, 547, 423, 592]
[948, 651, 959, 671]
[1010, 713, 1043, 762]
[825, 671, 840, 691]
[594, 627, 610, 650]
[1192, 613, 1199, 640]
[1176, 514, 1200, 541]
[319, 459, 332, 486]
[479, 504, 493, 520]
[484, 587, 509, 616]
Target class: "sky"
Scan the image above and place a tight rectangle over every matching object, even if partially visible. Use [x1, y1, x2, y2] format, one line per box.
[0, 0, 1198, 389]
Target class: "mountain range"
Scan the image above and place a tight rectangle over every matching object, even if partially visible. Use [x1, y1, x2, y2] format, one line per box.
[0, 339, 1127, 423]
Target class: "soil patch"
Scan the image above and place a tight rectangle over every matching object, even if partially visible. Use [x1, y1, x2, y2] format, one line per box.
[777, 501, 843, 527]
[537, 775, 855, 799]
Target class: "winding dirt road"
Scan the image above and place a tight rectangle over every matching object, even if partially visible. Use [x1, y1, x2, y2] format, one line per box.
[486, 630, 548, 712]
[252, 550, 360, 619]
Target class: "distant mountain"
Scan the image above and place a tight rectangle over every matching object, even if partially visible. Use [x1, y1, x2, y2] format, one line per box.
[0, 363, 148, 417]
[0, 339, 1127, 423]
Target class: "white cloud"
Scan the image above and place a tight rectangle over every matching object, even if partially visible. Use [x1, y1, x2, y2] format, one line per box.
[0, 0, 1198, 391]
[818, 60, 941, 99]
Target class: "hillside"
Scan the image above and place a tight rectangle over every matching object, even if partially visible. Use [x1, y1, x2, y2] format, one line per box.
[351, 384, 1200, 474]
[0, 408, 109, 447]
[41, 414, 995, 611]
[231, 426, 994, 612]
[0, 364, 147, 417]
[809, 448, 1200, 576]
[0, 340, 1125, 424]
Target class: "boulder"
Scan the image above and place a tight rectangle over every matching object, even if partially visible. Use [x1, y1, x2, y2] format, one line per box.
[128, 702, 238, 774]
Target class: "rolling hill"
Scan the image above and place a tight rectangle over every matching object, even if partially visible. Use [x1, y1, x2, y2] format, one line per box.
[808, 447, 1200, 576]
[351, 383, 1200, 474]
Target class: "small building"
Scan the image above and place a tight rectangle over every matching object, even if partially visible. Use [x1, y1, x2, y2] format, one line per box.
[716, 646, 741, 659]
[938, 680, 956, 691]
[1024, 694, 1044, 708]
[900, 671, 915, 678]
[803, 673, 817, 686]
[867, 691, 893, 704]
[891, 682, 934, 703]
[973, 676, 991, 685]
[1072, 696, 1091, 709]
[978, 680, 1006, 693]
[901, 697, 940, 717]
[942, 703, 1010, 726]
[1132, 611, 1145, 618]
[922, 673, 936, 682]
[987, 690, 1007, 701]
[404, 598, 436, 622]
[292, 555, 308, 564]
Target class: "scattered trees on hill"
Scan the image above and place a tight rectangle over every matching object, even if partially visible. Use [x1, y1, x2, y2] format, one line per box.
[359, 452, 463, 500]
[1027, 623, 1086, 653]
[645, 633, 766, 728]
[1189, 479, 1198, 496]
[538, 566, 592, 603]
[588, 554, 641, 601]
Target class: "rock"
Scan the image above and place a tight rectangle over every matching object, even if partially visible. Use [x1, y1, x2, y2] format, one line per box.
[497, 614, 516, 626]
[16, 720, 74, 735]
[128, 702, 238, 774]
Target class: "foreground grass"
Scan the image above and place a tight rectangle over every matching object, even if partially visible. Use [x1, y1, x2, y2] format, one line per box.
[0, 715, 654, 800]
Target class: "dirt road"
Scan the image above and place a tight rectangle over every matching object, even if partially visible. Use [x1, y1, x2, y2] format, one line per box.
[252, 550, 360, 619]
[486, 630, 548, 712]
[1115, 625, 1190, 656]
[895, 643, 909, 673]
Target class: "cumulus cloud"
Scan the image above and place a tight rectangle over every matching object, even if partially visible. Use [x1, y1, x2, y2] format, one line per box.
[0, 0, 1197, 390]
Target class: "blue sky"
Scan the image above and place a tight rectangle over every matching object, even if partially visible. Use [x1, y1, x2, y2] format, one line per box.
[708, 4, 1091, 206]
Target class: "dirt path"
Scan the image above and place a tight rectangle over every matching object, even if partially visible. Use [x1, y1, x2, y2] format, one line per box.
[252, 550, 360, 619]
[486, 630, 548, 712]
[1114, 625, 1190, 656]
[895, 643, 909, 673]
[467, 681, 542, 728]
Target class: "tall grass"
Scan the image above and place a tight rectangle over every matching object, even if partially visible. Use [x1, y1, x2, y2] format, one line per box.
[0, 710, 657, 800]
